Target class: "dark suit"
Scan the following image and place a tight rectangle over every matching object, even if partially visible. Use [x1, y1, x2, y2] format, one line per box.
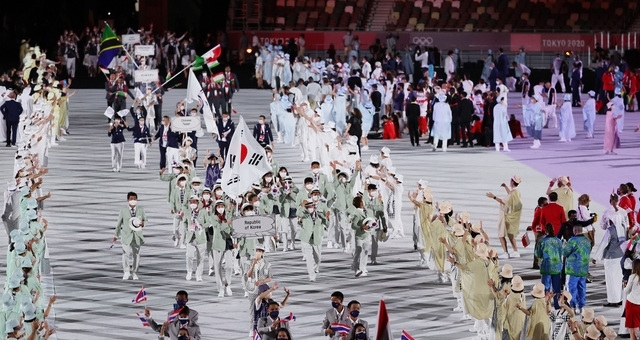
[488, 68, 499, 91]
[209, 81, 225, 117]
[222, 72, 240, 114]
[371, 90, 382, 131]
[253, 123, 274, 147]
[497, 53, 509, 80]
[347, 76, 363, 91]
[216, 118, 235, 160]
[154, 124, 180, 169]
[132, 124, 151, 144]
[1, 99, 23, 146]
[406, 102, 420, 146]
[458, 97, 474, 147]
[571, 68, 581, 106]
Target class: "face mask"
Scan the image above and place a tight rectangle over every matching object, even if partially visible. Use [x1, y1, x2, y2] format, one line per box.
[312, 168, 320, 174]
[331, 301, 341, 309]
[245, 211, 255, 216]
[277, 338, 288, 340]
[136, 109, 141, 114]
[222, 118, 228, 123]
[259, 120, 265, 124]
[269, 311, 279, 319]
[189, 203, 198, 210]
[307, 207, 315, 213]
[176, 300, 186, 307]
[215, 190, 223, 196]
[265, 177, 273, 183]
[266, 152, 272, 159]
[305, 184, 314, 190]
[192, 185, 200, 190]
[178, 181, 186, 187]
[312, 196, 319, 202]
[178, 317, 189, 325]
[128, 200, 137, 206]
[279, 171, 287, 177]
[350, 310, 360, 318]
[369, 191, 377, 197]
[203, 194, 211, 200]
[355, 331, 366, 339]
[178, 336, 188, 340]
[216, 207, 225, 214]
[339, 177, 346, 183]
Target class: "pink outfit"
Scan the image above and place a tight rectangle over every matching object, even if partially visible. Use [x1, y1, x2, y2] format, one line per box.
[603, 111, 620, 151]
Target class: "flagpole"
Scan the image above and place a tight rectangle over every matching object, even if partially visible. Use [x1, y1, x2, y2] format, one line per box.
[152, 61, 197, 94]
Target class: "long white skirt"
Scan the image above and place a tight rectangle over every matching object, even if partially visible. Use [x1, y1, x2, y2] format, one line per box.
[604, 258, 624, 303]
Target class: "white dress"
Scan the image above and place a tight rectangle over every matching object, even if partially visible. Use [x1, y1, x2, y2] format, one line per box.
[492, 102, 513, 144]
[558, 102, 576, 140]
[430, 102, 452, 140]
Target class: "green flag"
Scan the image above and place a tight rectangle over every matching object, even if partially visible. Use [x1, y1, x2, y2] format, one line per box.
[192, 55, 205, 71]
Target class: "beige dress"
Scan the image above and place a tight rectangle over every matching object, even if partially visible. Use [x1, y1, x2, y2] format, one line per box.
[525, 298, 550, 340]
[493, 282, 511, 340]
[498, 189, 523, 237]
[460, 258, 494, 320]
[503, 292, 527, 340]
[418, 203, 434, 253]
[553, 187, 573, 217]
[429, 219, 449, 273]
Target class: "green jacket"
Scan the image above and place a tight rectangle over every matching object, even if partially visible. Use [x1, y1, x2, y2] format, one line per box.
[169, 186, 190, 213]
[364, 196, 386, 228]
[279, 184, 299, 218]
[184, 208, 210, 244]
[114, 206, 147, 246]
[330, 171, 359, 210]
[210, 211, 233, 251]
[159, 172, 177, 203]
[350, 208, 369, 240]
[296, 203, 329, 245]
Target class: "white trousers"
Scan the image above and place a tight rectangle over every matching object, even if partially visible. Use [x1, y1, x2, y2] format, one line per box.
[277, 216, 297, 250]
[166, 147, 180, 167]
[545, 105, 558, 128]
[550, 73, 566, 92]
[173, 214, 185, 245]
[331, 209, 350, 248]
[186, 242, 205, 279]
[352, 238, 371, 273]
[604, 258, 624, 303]
[134, 143, 148, 167]
[212, 249, 233, 292]
[432, 137, 448, 152]
[110, 142, 124, 170]
[301, 242, 321, 280]
[66, 57, 76, 78]
[122, 242, 141, 274]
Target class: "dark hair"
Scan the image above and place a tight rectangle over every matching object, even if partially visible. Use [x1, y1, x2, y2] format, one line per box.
[347, 300, 360, 309]
[304, 177, 314, 184]
[548, 192, 558, 202]
[568, 209, 577, 217]
[127, 192, 137, 199]
[179, 305, 190, 316]
[268, 301, 279, 308]
[537, 197, 548, 206]
[352, 196, 363, 209]
[276, 328, 293, 339]
[331, 291, 344, 301]
[633, 259, 640, 275]
[545, 223, 555, 236]
[259, 115, 265, 119]
[352, 108, 362, 119]
[176, 290, 189, 299]
[367, 184, 377, 190]
[311, 161, 320, 167]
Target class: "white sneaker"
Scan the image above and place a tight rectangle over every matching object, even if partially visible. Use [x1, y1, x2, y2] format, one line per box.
[244, 291, 249, 297]
[123, 273, 131, 280]
[174, 239, 179, 247]
[209, 269, 214, 276]
[559, 138, 567, 142]
[282, 247, 288, 252]
[132, 274, 139, 280]
[345, 244, 351, 252]
[196, 276, 203, 282]
[226, 286, 233, 296]
[498, 253, 510, 259]
[327, 241, 334, 249]
[186, 273, 192, 281]
[217, 290, 225, 298]
[180, 244, 186, 249]
[355, 270, 363, 277]
[361, 272, 368, 277]
[58, 137, 67, 141]
[361, 145, 369, 151]
[510, 252, 520, 258]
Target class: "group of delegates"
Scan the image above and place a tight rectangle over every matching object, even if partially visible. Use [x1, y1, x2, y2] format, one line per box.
[0, 62, 62, 338]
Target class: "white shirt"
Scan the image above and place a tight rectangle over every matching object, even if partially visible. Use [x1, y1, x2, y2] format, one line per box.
[415, 52, 429, 68]
[625, 274, 640, 304]
[576, 205, 594, 232]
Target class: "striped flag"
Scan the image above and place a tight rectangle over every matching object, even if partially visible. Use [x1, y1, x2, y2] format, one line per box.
[212, 72, 225, 84]
[131, 286, 147, 304]
[401, 330, 415, 340]
[98, 24, 123, 68]
[281, 312, 297, 322]
[193, 45, 222, 71]
[331, 323, 351, 335]
[167, 307, 182, 322]
[99, 65, 110, 76]
[253, 331, 261, 340]
[136, 313, 150, 327]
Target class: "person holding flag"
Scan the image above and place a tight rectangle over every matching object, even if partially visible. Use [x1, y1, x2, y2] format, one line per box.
[256, 301, 292, 340]
[97, 24, 123, 70]
[214, 112, 235, 160]
[113, 191, 147, 280]
[345, 300, 370, 340]
[222, 65, 240, 114]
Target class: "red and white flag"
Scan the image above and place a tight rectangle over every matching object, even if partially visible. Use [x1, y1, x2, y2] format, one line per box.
[375, 299, 393, 340]
[221, 116, 272, 198]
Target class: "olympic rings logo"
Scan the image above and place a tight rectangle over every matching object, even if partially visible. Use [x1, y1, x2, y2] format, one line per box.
[412, 36, 434, 46]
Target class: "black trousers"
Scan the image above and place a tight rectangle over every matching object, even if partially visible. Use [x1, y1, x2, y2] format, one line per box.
[373, 110, 380, 131]
[6, 121, 18, 146]
[159, 145, 167, 169]
[218, 141, 230, 160]
[450, 120, 460, 145]
[572, 85, 580, 106]
[212, 97, 225, 117]
[154, 103, 162, 128]
[408, 118, 419, 146]
[459, 121, 471, 146]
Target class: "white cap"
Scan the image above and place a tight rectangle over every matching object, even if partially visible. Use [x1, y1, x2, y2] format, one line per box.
[369, 155, 379, 164]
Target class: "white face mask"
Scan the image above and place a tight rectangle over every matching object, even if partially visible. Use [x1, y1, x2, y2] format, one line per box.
[264, 177, 273, 183]
[369, 191, 377, 197]
[254, 201, 260, 207]
[245, 211, 255, 216]
[279, 171, 287, 177]
[305, 184, 314, 190]
[189, 203, 198, 210]
[222, 118, 228, 123]
[136, 109, 141, 114]
[307, 207, 315, 213]
[215, 190, 223, 196]
[216, 207, 225, 214]
[202, 194, 211, 200]
[192, 185, 200, 190]
[312, 195, 319, 202]
[128, 200, 137, 206]
[178, 181, 186, 187]
[339, 177, 347, 183]
[312, 168, 320, 174]
[259, 120, 264, 124]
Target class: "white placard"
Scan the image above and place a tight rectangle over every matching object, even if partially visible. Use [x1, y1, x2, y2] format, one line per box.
[171, 116, 201, 132]
[134, 69, 159, 83]
[231, 215, 277, 238]
[135, 45, 155, 56]
[121, 34, 141, 44]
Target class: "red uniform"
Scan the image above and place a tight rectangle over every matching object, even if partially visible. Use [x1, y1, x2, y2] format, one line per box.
[620, 194, 636, 228]
[382, 120, 397, 139]
[534, 202, 566, 236]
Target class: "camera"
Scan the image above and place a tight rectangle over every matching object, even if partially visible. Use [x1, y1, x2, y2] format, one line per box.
[589, 213, 596, 217]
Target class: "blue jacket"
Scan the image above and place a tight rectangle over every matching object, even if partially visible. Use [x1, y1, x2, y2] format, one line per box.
[0, 100, 23, 123]
[154, 124, 180, 148]
[252, 123, 273, 146]
[108, 124, 127, 144]
[132, 124, 151, 144]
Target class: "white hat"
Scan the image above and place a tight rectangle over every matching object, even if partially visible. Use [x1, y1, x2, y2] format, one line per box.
[452, 223, 465, 236]
[588, 90, 596, 97]
[497, 95, 506, 102]
[5, 319, 19, 333]
[191, 176, 202, 183]
[511, 175, 522, 184]
[614, 87, 622, 95]
[475, 243, 489, 258]
[531, 282, 546, 298]
[581, 308, 595, 323]
[557, 176, 569, 185]
[375, 61, 381, 67]
[499, 264, 514, 278]
[23, 302, 37, 321]
[460, 211, 471, 224]
[255, 243, 265, 252]
[188, 195, 200, 202]
[369, 155, 379, 164]
[439, 201, 452, 214]
[511, 275, 524, 291]
[380, 146, 390, 156]
[129, 217, 143, 232]
[13, 242, 26, 254]
[418, 179, 428, 187]
[563, 93, 571, 101]
[595, 315, 608, 326]
[176, 174, 188, 182]
[20, 256, 33, 269]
